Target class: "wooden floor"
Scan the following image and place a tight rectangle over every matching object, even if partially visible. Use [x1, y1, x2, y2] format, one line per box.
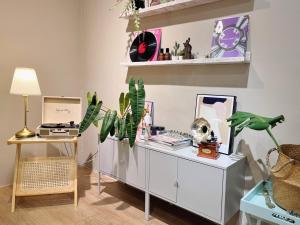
[0, 166, 217, 225]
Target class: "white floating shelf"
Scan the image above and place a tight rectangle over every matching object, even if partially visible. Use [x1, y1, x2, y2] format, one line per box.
[121, 0, 223, 18]
[121, 54, 251, 67]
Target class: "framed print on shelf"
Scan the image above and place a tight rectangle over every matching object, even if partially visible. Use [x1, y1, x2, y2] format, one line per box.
[195, 94, 237, 155]
[210, 15, 249, 58]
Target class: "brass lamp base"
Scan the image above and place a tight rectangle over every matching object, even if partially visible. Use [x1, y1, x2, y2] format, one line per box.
[15, 127, 36, 139]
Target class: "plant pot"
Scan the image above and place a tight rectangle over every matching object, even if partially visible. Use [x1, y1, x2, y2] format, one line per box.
[267, 144, 300, 214]
[178, 56, 183, 60]
[172, 55, 179, 60]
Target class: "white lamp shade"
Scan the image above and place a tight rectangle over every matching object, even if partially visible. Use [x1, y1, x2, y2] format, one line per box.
[10, 67, 41, 96]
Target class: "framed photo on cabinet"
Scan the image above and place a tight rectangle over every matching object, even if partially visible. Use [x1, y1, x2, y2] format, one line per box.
[195, 94, 237, 155]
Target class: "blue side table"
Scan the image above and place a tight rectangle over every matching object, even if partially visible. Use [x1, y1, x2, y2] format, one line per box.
[241, 181, 300, 225]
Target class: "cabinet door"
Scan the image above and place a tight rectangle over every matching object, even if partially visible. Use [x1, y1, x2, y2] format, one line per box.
[149, 150, 177, 202]
[177, 158, 223, 222]
[126, 145, 146, 189]
[113, 141, 146, 189]
[99, 138, 114, 175]
[113, 141, 127, 182]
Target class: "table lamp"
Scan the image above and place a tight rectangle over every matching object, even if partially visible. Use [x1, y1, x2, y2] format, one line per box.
[10, 67, 41, 138]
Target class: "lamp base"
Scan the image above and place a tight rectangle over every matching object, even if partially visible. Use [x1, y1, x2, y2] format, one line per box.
[15, 127, 36, 139]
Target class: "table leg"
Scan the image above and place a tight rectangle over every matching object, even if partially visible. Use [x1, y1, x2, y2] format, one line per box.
[74, 142, 78, 207]
[11, 144, 21, 212]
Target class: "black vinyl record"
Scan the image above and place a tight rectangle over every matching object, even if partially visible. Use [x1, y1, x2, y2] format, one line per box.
[130, 32, 157, 62]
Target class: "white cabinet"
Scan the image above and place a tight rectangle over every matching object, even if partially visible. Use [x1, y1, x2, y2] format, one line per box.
[100, 139, 146, 190]
[149, 150, 177, 202]
[98, 138, 245, 225]
[99, 138, 114, 175]
[177, 158, 223, 221]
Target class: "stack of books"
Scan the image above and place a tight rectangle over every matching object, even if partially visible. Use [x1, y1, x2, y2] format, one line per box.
[147, 131, 192, 151]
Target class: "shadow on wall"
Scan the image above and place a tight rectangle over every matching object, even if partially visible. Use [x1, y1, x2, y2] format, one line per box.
[126, 0, 257, 31]
[236, 139, 269, 190]
[127, 64, 250, 88]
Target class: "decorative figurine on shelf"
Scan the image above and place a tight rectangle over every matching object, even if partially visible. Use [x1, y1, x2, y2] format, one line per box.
[150, 0, 160, 6]
[183, 37, 192, 59]
[191, 117, 220, 159]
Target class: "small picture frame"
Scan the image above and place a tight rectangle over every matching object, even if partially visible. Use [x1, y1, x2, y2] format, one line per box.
[195, 94, 237, 155]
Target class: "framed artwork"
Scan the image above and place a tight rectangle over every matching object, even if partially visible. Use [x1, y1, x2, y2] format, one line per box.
[195, 94, 237, 155]
[137, 101, 154, 138]
[210, 15, 249, 58]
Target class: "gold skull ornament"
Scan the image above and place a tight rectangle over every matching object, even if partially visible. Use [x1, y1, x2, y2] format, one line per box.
[191, 117, 214, 145]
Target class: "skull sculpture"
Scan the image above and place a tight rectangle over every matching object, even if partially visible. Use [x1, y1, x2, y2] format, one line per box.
[191, 117, 215, 145]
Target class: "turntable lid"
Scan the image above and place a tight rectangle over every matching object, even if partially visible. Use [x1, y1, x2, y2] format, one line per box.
[42, 96, 82, 124]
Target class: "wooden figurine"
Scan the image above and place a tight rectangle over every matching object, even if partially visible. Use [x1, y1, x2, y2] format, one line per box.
[183, 38, 192, 59]
[150, 0, 160, 6]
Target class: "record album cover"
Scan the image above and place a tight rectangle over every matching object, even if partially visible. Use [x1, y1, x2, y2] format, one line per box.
[129, 29, 161, 62]
[210, 15, 249, 58]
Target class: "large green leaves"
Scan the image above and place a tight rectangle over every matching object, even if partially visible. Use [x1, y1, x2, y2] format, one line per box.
[119, 92, 130, 116]
[79, 93, 102, 133]
[227, 111, 284, 148]
[126, 113, 138, 147]
[129, 79, 145, 125]
[100, 110, 117, 143]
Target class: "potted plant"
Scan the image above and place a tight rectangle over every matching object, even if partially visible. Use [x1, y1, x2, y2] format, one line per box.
[171, 42, 180, 60]
[227, 111, 300, 214]
[80, 79, 145, 147]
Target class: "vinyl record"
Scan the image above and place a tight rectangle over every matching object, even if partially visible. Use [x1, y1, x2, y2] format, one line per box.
[130, 32, 157, 62]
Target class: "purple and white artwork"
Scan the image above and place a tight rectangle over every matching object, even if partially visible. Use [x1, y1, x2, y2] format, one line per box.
[210, 15, 249, 58]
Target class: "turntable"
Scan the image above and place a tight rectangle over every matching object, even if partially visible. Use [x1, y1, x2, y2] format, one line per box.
[37, 96, 82, 137]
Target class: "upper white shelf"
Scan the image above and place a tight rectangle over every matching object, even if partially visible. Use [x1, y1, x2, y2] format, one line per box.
[121, 0, 223, 18]
[121, 54, 251, 67]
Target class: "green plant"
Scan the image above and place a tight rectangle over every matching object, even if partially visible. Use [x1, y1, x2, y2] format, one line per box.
[227, 112, 285, 149]
[113, 0, 142, 31]
[171, 42, 180, 56]
[80, 79, 145, 147]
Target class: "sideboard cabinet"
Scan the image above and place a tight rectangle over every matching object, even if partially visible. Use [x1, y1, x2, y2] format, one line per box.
[98, 137, 245, 225]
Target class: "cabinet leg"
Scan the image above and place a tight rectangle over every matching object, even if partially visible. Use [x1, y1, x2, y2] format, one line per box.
[145, 192, 150, 221]
[11, 144, 21, 212]
[98, 172, 101, 194]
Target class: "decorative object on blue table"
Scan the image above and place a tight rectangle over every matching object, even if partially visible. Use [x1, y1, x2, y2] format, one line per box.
[240, 180, 300, 225]
[227, 112, 300, 214]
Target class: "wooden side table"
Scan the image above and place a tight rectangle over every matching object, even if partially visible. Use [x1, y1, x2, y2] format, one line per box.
[7, 136, 78, 212]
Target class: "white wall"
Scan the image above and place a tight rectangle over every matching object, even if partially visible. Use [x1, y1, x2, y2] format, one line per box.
[0, 0, 299, 222]
[80, 0, 300, 177]
[0, 0, 82, 186]
[79, 0, 300, 223]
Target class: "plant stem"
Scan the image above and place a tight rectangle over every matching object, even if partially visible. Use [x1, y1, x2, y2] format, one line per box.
[266, 127, 280, 149]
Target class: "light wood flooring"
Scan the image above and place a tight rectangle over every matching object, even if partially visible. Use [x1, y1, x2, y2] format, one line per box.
[0, 167, 218, 225]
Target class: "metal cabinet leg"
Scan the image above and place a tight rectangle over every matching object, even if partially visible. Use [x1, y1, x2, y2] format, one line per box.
[145, 192, 150, 221]
[11, 144, 21, 212]
[98, 172, 101, 194]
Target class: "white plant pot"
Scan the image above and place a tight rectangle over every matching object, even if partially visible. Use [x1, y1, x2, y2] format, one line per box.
[178, 56, 183, 60]
[172, 55, 179, 60]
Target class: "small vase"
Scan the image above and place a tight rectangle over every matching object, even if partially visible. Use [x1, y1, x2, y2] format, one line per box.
[172, 55, 179, 60]
[178, 56, 183, 60]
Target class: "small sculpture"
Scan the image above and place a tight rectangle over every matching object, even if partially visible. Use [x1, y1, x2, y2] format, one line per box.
[150, 0, 160, 6]
[183, 38, 192, 59]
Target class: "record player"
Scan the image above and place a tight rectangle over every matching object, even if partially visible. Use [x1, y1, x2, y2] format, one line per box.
[37, 96, 82, 137]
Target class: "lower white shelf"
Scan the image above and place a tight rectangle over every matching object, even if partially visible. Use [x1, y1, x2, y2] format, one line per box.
[121, 54, 251, 67]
